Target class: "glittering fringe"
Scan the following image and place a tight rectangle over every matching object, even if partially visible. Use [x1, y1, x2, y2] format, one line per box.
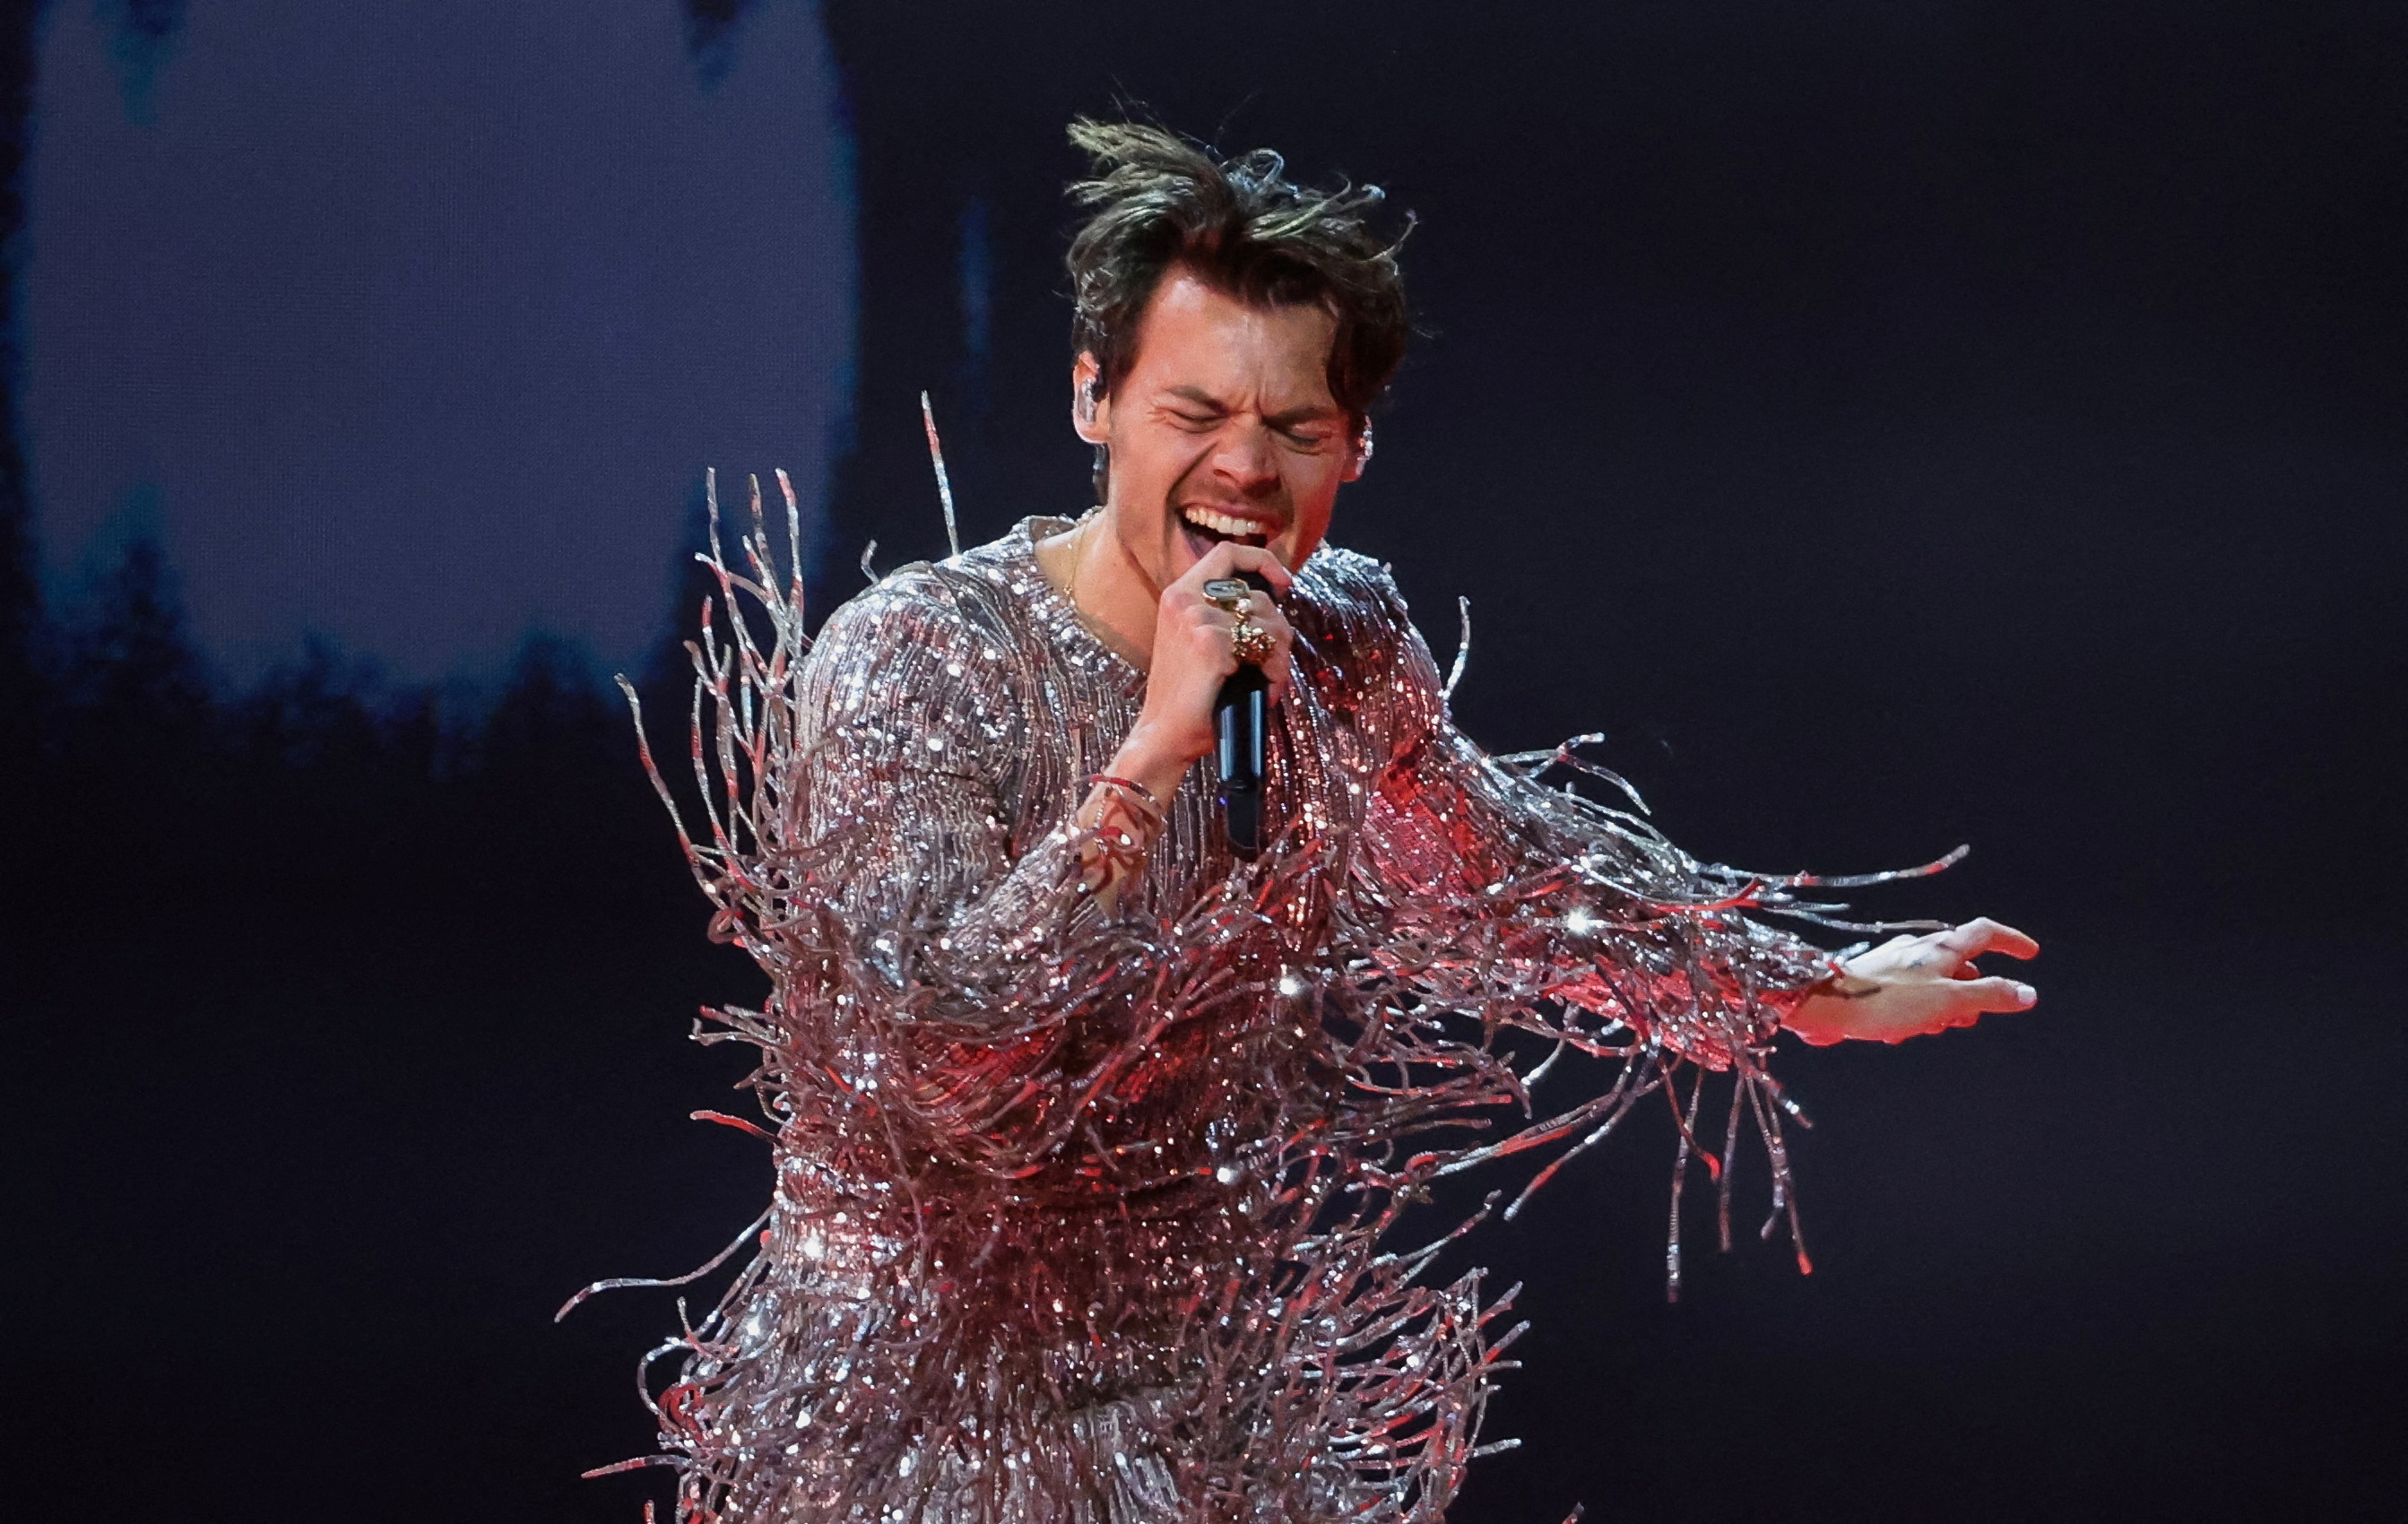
[577, 476, 1951, 1521]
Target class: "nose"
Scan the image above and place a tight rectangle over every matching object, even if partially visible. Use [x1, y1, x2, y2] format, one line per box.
[1212, 419, 1282, 498]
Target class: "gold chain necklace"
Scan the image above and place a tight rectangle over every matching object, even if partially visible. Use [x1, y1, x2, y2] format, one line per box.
[1065, 514, 1093, 608]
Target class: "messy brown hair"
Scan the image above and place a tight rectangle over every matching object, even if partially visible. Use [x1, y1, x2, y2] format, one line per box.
[1065, 119, 1411, 431]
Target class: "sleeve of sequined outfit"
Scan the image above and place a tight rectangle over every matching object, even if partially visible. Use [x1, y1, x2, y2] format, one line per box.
[768, 569, 1173, 1171]
[1347, 566, 1840, 1067]
[790, 569, 1099, 981]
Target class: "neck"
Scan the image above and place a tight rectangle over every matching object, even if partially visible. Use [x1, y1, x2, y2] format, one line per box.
[1036, 508, 1158, 670]
[1081, 507, 1167, 667]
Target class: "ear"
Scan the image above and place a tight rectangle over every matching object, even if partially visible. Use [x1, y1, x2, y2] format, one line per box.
[1070, 352, 1110, 445]
[1339, 419, 1373, 482]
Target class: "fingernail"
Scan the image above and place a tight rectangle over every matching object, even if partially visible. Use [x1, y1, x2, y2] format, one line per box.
[2014, 983, 2037, 1006]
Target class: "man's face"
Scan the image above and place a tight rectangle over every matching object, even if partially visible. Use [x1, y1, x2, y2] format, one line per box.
[1075, 267, 1361, 594]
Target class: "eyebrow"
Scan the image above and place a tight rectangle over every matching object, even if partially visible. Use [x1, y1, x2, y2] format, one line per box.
[1159, 385, 1344, 427]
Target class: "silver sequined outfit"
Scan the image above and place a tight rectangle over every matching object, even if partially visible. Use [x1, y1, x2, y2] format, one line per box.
[604, 497, 1882, 1523]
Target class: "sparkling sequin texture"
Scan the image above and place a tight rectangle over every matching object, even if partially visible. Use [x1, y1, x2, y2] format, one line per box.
[579, 473, 1953, 1522]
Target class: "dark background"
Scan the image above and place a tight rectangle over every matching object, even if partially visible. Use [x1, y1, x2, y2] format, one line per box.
[5, 3, 2404, 1520]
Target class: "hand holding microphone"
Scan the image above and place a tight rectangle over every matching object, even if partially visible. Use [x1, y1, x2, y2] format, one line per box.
[1104, 543, 1293, 856]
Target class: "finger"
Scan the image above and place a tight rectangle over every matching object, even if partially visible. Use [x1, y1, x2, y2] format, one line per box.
[1895, 931, 1968, 974]
[1170, 543, 1234, 599]
[1177, 543, 1291, 607]
[1200, 541, 1295, 594]
[1943, 940, 1988, 977]
[1259, 610, 1295, 703]
[1237, 608, 1295, 696]
[1954, 974, 2039, 1015]
[1166, 602, 1239, 678]
[1226, 543, 1295, 593]
[1940, 917, 2041, 961]
[1179, 541, 1236, 591]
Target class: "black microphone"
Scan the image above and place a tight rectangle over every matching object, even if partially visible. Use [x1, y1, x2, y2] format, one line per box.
[1213, 570, 1275, 859]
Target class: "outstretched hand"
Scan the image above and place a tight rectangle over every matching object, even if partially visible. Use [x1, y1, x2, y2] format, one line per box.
[1784, 917, 2040, 1046]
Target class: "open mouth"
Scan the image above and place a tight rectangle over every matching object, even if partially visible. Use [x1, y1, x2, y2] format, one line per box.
[1179, 504, 1273, 553]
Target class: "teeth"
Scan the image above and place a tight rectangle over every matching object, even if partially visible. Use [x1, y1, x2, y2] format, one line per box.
[1182, 506, 1270, 541]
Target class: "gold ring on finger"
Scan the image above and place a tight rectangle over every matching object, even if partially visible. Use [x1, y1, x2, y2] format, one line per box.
[1202, 577, 1254, 616]
[1229, 618, 1275, 665]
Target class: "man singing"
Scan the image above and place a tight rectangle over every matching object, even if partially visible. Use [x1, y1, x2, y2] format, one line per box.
[605, 120, 2038, 1523]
